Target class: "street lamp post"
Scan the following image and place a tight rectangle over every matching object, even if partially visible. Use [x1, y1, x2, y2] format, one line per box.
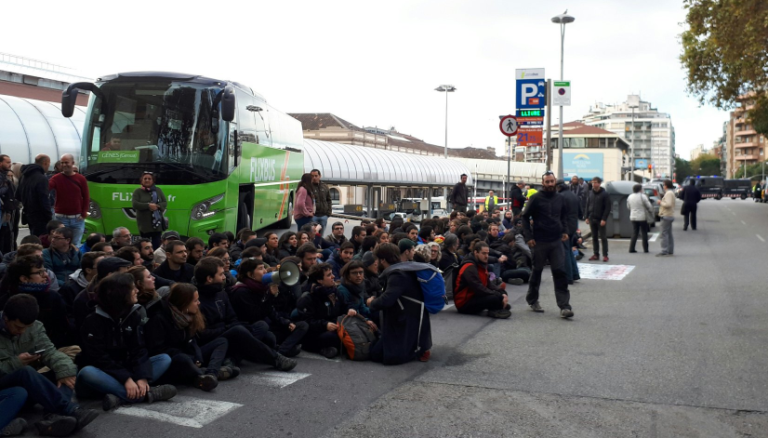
[629, 104, 638, 181]
[435, 85, 456, 159]
[552, 11, 575, 179]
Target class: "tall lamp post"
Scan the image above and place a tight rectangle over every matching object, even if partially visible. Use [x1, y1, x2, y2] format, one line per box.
[552, 11, 575, 179]
[436, 84, 456, 199]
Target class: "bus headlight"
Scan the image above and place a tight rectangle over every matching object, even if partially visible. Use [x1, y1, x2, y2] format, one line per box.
[191, 194, 225, 220]
[89, 200, 102, 219]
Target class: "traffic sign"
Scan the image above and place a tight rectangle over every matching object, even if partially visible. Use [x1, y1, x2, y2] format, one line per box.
[499, 115, 518, 137]
[517, 109, 544, 117]
[516, 79, 547, 109]
[518, 117, 544, 127]
[515, 68, 545, 80]
[516, 128, 543, 146]
[553, 81, 571, 106]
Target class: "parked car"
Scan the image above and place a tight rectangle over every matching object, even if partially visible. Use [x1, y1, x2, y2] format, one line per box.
[642, 183, 662, 224]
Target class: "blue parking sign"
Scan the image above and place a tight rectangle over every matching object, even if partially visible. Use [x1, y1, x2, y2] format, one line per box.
[516, 79, 546, 109]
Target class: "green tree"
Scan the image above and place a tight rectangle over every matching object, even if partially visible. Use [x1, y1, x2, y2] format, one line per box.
[680, 0, 768, 136]
[690, 153, 722, 176]
[733, 161, 767, 179]
[675, 157, 692, 182]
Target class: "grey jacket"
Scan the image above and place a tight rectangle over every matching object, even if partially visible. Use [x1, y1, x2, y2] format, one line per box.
[312, 182, 332, 217]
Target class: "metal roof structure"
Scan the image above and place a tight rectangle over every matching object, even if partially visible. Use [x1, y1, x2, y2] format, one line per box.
[302, 139, 474, 187]
[0, 95, 86, 163]
[453, 158, 546, 183]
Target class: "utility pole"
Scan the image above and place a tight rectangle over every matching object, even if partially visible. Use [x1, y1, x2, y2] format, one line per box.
[545, 78, 553, 172]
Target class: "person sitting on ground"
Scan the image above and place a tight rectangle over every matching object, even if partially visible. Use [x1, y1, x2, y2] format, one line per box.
[72, 257, 132, 333]
[294, 263, 343, 358]
[418, 242, 441, 268]
[0, 256, 74, 348]
[374, 230, 389, 246]
[229, 229, 256, 262]
[128, 266, 166, 323]
[144, 283, 233, 393]
[328, 241, 355, 280]
[194, 257, 297, 372]
[39, 220, 64, 249]
[133, 238, 155, 269]
[403, 224, 419, 243]
[60, 251, 105, 310]
[153, 241, 194, 284]
[0, 294, 100, 436]
[366, 243, 432, 364]
[75, 273, 177, 411]
[350, 226, 366, 255]
[109, 227, 132, 251]
[296, 231, 312, 248]
[438, 234, 460, 273]
[398, 239, 416, 262]
[454, 242, 510, 319]
[336, 261, 377, 330]
[229, 258, 308, 358]
[264, 232, 281, 262]
[79, 233, 104, 255]
[353, 236, 377, 262]
[277, 232, 298, 260]
[0, 243, 61, 295]
[115, 246, 143, 267]
[153, 230, 180, 266]
[42, 227, 81, 288]
[185, 237, 206, 267]
[206, 247, 236, 289]
[90, 242, 114, 257]
[361, 251, 382, 298]
[417, 226, 435, 244]
[324, 222, 347, 247]
[499, 231, 531, 285]
[207, 233, 229, 251]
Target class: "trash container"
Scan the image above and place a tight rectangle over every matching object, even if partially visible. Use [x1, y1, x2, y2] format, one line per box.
[604, 181, 635, 238]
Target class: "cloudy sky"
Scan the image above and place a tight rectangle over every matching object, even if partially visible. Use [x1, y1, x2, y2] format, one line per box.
[3, 0, 727, 160]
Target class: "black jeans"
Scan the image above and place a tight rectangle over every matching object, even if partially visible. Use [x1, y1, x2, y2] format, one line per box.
[217, 325, 277, 365]
[502, 267, 531, 283]
[589, 220, 608, 256]
[165, 337, 229, 383]
[28, 214, 51, 237]
[0, 367, 74, 415]
[526, 240, 571, 310]
[683, 204, 697, 230]
[302, 330, 340, 353]
[272, 321, 309, 355]
[630, 221, 649, 252]
[457, 294, 505, 314]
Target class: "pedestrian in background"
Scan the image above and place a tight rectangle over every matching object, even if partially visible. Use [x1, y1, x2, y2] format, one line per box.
[133, 171, 167, 249]
[509, 180, 527, 217]
[294, 173, 315, 230]
[310, 169, 332, 234]
[556, 180, 581, 284]
[681, 178, 702, 231]
[49, 154, 89, 245]
[627, 184, 654, 253]
[449, 174, 469, 213]
[585, 176, 611, 262]
[657, 180, 676, 257]
[18, 154, 52, 237]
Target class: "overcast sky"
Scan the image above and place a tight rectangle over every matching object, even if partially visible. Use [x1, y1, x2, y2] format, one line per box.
[3, 0, 727, 160]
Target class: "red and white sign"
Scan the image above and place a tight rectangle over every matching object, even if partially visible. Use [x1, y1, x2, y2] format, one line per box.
[499, 115, 518, 137]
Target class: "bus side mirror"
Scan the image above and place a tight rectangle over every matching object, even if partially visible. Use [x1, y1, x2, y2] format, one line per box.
[61, 87, 79, 118]
[221, 87, 235, 122]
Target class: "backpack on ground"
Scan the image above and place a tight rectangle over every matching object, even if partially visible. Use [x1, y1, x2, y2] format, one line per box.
[383, 262, 446, 314]
[336, 314, 376, 361]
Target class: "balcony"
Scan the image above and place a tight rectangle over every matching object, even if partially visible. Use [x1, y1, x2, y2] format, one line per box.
[735, 155, 758, 161]
[734, 142, 758, 148]
[735, 129, 757, 136]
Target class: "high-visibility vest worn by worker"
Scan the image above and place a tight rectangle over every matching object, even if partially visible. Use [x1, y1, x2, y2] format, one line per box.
[484, 196, 498, 212]
[526, 188, 538, 199]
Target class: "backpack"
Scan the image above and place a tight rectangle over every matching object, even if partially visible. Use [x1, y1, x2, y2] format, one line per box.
[336, 314, 376, 361]
[384, 262, 446, 314]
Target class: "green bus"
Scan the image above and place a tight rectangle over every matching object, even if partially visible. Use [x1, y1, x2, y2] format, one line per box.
[61, 72, 304, 241]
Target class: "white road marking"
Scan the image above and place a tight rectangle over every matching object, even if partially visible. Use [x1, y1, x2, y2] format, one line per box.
[242, 371, 311, 388]
[115, 395, 242, 428]
[576, 263, 635, 280]
[648, 233, 659, 242]
[298, 351, 342, 362]
[758, 234, 765, 242]
[741, 220, 746, 225]
[444, 304, 455, 309]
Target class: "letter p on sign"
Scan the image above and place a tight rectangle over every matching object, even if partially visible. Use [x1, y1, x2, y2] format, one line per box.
[520, 84, 537, 106]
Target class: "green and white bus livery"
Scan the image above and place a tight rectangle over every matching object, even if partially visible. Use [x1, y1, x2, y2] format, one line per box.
[62, 71, 304, 241]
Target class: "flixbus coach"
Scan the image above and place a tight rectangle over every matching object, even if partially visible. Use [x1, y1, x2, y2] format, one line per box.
[61, 72, 303, 241]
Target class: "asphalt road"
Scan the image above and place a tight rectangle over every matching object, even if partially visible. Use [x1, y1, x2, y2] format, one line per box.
[21, 199, 768, 437]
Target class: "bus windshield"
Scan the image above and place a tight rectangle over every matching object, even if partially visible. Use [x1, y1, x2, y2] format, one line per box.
[80, 80, 230, 185]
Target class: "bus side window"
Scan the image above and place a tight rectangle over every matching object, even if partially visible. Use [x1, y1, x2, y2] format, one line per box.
[228, 122, 238, 173]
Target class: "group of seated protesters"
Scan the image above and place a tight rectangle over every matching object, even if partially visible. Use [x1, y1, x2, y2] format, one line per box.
[0, 217, 452, 436]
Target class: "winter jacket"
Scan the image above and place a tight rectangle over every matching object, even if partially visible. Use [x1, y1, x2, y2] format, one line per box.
[294, 284, 342, 334]
[229, 241, 246, 262]
[132, 186, 167, 234]
[313, 234, 337, 250]
[196, 283, 243, 345]
[312, 182, 333, 217]
[324, 233, 347, 247]
[59, 269, 89, 308]
[369, 267, 432, 365]
[449, 182, 468, 208]
[294, 186, 314, 219]
[144, 300, 205, 361]
[153, 261, 195, 284]
[585, 187, 611, 222]
[327, 252, 346, 280]
[76, 305, 153, 383]
[73, 281, 98, 333]
[559, 186, 580, 236]
[627, 193, 653, 222]
[438, 248, 460, 273]
[659, 189, 676, 217]
[453, 254, 504, 309]
[363, 270, 382, 298]
[521, 190, 568, 243]
[337, 282, 372, 320]
[17, 164, 52, 217]
[682, 185, 702, 206]
[0, 313, 77, 380]
[277, 243, 296, 260]
[509, 186, 526, 209]
[0, 285, 73, 349]
[229, 279, 291, 328]
[43, 246, 82, 287]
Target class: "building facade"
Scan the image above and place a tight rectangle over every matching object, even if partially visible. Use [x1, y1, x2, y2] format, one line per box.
[581, 95, 675, 179]
[546, 122, 630, 182]
[725, 97, 766, 177]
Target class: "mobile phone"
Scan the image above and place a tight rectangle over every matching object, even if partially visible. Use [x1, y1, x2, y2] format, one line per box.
[29, 349, 45, 355]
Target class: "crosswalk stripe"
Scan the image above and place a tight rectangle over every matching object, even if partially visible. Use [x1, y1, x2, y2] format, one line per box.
[115, 395, 242, 429]
[241, 371, 311, 388]
[298, 351, 342, 362]
[758, 234, 765, 242]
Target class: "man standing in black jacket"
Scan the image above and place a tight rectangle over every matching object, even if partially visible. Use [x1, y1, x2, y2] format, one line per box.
[681, 179, 702, 231]
[449, 174, 469, 212]
[509, 180, 527, 217]
[585, 176, 612, 262]
[557, 180, 581, 284]
[18, 154, 52, 237]
[521, 171, 573, 318]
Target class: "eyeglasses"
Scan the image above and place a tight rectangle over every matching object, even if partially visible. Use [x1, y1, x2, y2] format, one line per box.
[29, 270, 47, 277]
[51, 236, 69, 241]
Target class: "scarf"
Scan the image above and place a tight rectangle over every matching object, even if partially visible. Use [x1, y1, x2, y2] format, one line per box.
[146, 186, 163, 230]
[18, 281, 50, 294]
[170, 303, 191, 331]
